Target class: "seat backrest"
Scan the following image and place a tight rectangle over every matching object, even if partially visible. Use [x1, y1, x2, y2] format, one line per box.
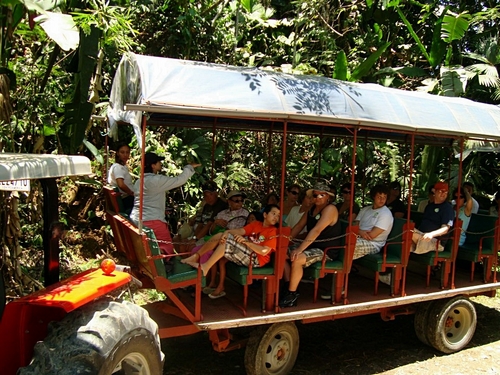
[103, 185, 125, 213]
[464, 213, 498, 251]
[142, 226, 168, 278]
[386, 217, 406, 256]
[409, 211, 424, 228]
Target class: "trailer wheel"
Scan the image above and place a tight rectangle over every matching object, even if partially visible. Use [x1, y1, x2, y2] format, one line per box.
[244, 322, 299, 375]
[425, 296, 477, 354]
[414, 301, 434, 346]
[19, 298, 163, 375]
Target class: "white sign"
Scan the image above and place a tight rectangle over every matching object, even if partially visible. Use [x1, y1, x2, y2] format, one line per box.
[0, 179, 30, 192]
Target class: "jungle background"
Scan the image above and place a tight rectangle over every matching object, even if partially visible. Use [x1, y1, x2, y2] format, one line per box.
[1, 0, 500, 309]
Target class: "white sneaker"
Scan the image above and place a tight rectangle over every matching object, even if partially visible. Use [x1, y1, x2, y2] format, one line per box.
[379, 274, 391, 286]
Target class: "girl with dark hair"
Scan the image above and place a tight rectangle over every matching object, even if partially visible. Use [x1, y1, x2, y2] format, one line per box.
[108, 143, 135, 213]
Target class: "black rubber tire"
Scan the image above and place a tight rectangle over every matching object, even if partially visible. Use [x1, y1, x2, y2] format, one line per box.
[425, 296, 477, 354]
[244, 322, 299, 375]
[413, 301, 435, 347]
[18, 298, 163, 375]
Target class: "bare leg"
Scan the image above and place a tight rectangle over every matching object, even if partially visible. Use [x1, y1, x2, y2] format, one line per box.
[181, 232, 224, 264]
[282, 257, 291, 282]
[199, 243, 227, 276]
[208, 264, 218, 288]
[288, 254, 306, 292]
[211, 258, 228, 296]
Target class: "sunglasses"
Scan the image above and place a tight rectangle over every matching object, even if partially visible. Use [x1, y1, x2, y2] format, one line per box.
[453, 195, 464, 199]
[342, 190, 350, 194]
[230, 199, 244, 203]
[312, 193, 326, 198]
[289, 190, 299, 195]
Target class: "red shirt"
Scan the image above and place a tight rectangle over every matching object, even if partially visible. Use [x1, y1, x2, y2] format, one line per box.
[243, 221, 277, 266]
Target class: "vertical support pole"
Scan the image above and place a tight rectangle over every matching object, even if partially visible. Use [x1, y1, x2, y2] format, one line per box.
[406, 134, 415, 220]
[211, 119, 217, 180]
[275, 121, 288, 312]
[138, 114, 148, 232]
[317, 127, 324, 178]
[266, 123, 274, 192]
[348, 128, 358, 222]
[451, 137, 465, 289]
[40, 178, 59, 286]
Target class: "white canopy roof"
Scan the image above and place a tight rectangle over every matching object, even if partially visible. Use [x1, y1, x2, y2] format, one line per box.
[108, 52, 500, 142]
[0, 153, 92, 181]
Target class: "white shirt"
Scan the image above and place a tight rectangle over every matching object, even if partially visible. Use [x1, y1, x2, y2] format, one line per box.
[130, 165, 195, 224]
[471, 197, 479, 214]
[108, 163, 134, 196]
[356, 205, 394, 250]
[285, 205, 307, 234]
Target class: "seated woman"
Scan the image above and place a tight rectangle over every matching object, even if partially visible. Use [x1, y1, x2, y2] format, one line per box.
[130, 152, 200, 255]
[285, 189, 314, 235]
[280, 182, 341, 308]
[335, 183, 360, 221]
[282, 184, 301, 222]
[108, 142, 135, 214]
[182, 205, 280, 299]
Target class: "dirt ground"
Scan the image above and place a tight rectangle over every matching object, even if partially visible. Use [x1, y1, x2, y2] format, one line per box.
[161, 296, 500, 375]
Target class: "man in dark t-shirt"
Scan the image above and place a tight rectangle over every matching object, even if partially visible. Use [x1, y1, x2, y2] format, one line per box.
[411, 181, 454, 254]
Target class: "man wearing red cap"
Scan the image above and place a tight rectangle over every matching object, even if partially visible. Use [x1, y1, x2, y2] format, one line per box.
[411, 181, 454, 254]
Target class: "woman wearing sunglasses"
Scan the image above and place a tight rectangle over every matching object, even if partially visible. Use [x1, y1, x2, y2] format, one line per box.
[280, 182, 341, 307]
[453, 187, 473, 246]
[282, 184, 301, 221]
[335, 182, 360, 221]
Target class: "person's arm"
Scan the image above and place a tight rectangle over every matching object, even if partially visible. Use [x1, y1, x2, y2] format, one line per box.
[463, 189, 473, 217]
[291, 205, 338, 258]
[422, 224, 450, 240]
[231, 234, 272, 255]
[156, 164, 199, 191]
[116, 178, 135, 196]
[393, 212, 404, 219]
[290, 210, 308, 238]
[359, 226, 385, 240]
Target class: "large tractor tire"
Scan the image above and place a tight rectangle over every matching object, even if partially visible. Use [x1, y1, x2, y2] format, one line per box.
[425, 296, 477, 354]
[19, 298, 164, 375]
[244, 322, 299, 375]
[413, 301, 435, 346]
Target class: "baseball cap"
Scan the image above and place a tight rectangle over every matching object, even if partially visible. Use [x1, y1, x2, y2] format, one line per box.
[202, 180, 218, 192]
[434, 181, 449, 191]
[144, 152, 165, 166]
[307, 182, 336, 197]
[227, 190, 247, 200]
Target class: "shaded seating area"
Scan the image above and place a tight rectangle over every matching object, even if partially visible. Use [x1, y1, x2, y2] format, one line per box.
[457, 213, 499, 283]
[355, 218, 414, 296]
[106, 211, 205, 325]
[302, 221, 358, 304]
[226, 227, 291, 315]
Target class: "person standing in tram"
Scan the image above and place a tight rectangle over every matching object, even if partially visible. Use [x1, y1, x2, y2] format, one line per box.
[280, 182, 341, 308]
[108, 142, 135, 214]
[129, 152, 200, 255]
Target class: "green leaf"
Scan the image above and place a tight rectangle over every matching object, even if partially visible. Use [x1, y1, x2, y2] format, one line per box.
[397, 7, 431, 64]
[350, 41, 391, 82]
[34, 11, 80, 51]
[61, 101, 94, 154]
[83, 138, 104, 164]
[428, 11, 447, 67]
[333, 51, 348, 81]
[441, 66, 466, 97]
[441, 12, 471, 43]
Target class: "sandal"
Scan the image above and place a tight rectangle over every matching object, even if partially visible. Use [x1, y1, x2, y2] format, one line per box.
[208, 291, 226, 299]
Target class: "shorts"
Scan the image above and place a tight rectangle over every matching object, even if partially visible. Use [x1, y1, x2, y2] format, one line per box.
[353, 238, 380, 260]
[411, 229, 444, 254]
[288, 247, 329, 268]
[223, 234, 260, 268]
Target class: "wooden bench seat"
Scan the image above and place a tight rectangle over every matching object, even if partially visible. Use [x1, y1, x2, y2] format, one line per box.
[106, 210, 204, 321]
[303, 221, 358, 304]
[226, 227, 291, 315]
[457, 213, 499, 283]
[355, 218, 414, 296]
